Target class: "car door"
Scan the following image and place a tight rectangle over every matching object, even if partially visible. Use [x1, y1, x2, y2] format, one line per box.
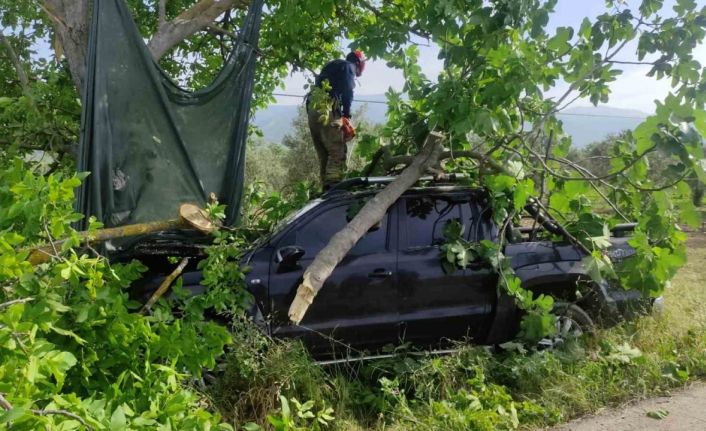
[267, 198, 400, 354]
[397, 193, 497, 347]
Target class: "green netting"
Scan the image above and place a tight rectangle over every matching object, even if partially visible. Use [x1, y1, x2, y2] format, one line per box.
[76, 0, 264, 229]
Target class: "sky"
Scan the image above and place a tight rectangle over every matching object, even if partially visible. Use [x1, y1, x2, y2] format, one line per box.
[273, 0, 706, 114]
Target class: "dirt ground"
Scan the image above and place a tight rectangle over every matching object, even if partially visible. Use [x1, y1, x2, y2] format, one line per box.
[550, 383, 706, 431]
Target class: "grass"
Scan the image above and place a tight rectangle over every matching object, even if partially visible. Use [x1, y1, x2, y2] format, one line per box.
[212, 233, 706, 431]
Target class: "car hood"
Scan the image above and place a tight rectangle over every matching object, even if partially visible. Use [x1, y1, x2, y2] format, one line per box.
[505, 236, 637, 269]
[605, 237, 637, 262]
[505, 241, 583, 268]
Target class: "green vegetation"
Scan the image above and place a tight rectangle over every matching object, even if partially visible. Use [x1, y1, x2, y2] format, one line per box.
[0, 159, 235, 429]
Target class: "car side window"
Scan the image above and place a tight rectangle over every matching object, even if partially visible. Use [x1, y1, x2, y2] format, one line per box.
[405, 196, 462, 248]
[292, 203, 388, 257]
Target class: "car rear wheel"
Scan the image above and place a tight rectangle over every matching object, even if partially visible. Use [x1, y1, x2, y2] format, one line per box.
[538, 303, 595, 349]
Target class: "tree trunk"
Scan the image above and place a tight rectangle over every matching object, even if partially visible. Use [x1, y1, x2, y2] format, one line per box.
[43, 0, 89, 95]
[43, 0, 251, 97]
[288, 132, 446, 324]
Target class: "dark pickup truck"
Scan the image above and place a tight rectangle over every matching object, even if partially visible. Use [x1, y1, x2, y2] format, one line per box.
[131, 177, 655, 358]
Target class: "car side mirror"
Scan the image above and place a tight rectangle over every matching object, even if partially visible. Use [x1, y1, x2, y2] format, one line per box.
[275, 245, 305, 272]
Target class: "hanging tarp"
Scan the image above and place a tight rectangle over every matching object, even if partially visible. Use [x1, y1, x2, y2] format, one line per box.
[76, 0, 264, 229]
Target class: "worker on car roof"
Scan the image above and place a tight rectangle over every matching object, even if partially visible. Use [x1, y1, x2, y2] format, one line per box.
[307, 49, 366, 190]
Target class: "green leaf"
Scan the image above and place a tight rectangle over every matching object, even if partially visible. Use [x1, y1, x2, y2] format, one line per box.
[26, 355, 39, 383]
[547, 27, 573, 52]
[633, 117, 659, 154]
[279, 396, 290, 419]
[647, 409, 669, 420]
[606, 342, 643, 364]
[443, 219, 464, 240]
[679, 202, 701, 228]
[441, 259, 457, 274]
[49, 324, 87, 345]
[60, 266, 72, 280]
[513, 179, 535, 211]
[0, 407, 28, 423]
[44, 351, 77, 388]
[520, 312, 556, 342]
[110, 406, 127, 431]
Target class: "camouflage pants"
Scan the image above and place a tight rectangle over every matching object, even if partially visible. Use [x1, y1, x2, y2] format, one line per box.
[307, 107, 347, 186]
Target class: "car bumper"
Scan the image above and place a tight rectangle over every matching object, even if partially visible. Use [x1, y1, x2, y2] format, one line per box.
[595, 281, 660, 324]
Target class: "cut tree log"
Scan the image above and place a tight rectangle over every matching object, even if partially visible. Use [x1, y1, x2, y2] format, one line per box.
[27, 203, 215, 265]
[288, 131, 446, 324]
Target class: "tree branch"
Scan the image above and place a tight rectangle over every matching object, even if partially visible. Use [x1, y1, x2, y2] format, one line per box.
[31, 409, 94, 430]
[206, 25, 238, 40]
[374, 149, 511, 176]
[0, 393, 12, 410]
[538, 18, 644, 130]
[0, 297, 34, 310]
[158, 0, 167, 29]
[0, 393, 93, 430]
[147, 0, 251, 60]
[0, 31, 30, 92]
[141, 257, 190, 313]
[556, 158, 631, 222]
[621, 171, 689, 192]
[43, 0, 251, 94]
[288, 132, 446, 324]
[357, 0, 430, 39]
[606, 59, 656, 65]
[525, 198, 592, 255]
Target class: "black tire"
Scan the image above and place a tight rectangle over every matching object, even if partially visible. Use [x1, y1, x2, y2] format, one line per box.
[554, 303, 595, 332]
[538, 303, 595, 348]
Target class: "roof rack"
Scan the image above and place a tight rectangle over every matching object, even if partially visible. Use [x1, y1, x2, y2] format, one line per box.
[322, 173, 470, 197]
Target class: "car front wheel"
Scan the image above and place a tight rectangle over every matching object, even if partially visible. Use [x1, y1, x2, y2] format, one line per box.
[538, 303, 595, 349]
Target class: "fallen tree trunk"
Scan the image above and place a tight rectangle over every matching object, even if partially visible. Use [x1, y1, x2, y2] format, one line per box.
[288, 131, 445, 324]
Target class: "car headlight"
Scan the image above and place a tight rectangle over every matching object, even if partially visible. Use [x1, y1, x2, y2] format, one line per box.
[652, 296, 665, 315]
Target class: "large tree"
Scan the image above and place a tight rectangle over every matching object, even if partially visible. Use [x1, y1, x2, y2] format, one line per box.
[42, 0, 251, 93]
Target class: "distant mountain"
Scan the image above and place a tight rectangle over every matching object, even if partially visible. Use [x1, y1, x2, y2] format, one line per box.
[557, 106, 647, 147]
[252, 95, 649, 148]
[252, 105, 301, 143]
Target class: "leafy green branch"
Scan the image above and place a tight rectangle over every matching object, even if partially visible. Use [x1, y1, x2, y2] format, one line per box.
[440, 219, 556, 342]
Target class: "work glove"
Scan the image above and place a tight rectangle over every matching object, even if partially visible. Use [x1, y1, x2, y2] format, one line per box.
[341, 116, 356, 142]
